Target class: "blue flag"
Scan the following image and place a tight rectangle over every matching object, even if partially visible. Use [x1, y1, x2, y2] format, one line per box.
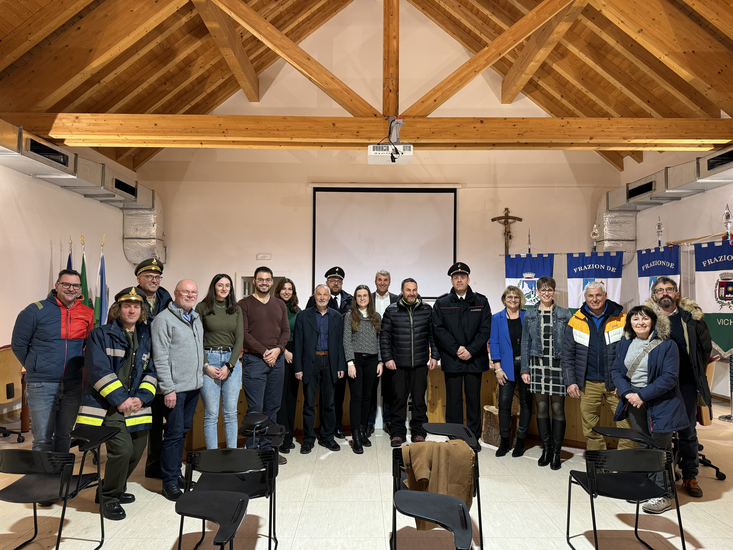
[636, 246, 680, 303]
[505, 254, 554, 307]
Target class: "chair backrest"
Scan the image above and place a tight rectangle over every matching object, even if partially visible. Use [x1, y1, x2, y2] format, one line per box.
[0, 450, 75, 476]
[423, 423, 480, 453]
[585, 448, 669, 475]
[187, 448, 277, 476]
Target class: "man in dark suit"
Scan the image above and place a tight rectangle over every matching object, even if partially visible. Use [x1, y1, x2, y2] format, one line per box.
[368, 269, 399, 436]
[305, 266, 352, 438]
[294, 284, 346, 454]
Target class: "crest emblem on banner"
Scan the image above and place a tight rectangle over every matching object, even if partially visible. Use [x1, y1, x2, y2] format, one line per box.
[519, 271, 538, 304]
[715, 272, 733, 310]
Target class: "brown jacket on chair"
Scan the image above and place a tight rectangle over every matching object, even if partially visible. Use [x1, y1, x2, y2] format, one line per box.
[402, 440, 474, 530]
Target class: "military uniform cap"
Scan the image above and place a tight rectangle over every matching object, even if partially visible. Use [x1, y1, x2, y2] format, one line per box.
[448, 262, 470, 276]
[115, 286, 145, 303]
[325, 266, 345, 280]
[135, 258, 163, 276]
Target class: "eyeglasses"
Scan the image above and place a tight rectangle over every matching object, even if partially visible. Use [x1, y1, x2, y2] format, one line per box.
[255, 278, 273, 284]
[653, 288, 676, 295]
[58, 282, 82, 290]
[538, 289, 555, 294]
[505, 296, 520, 301]
[140, 275, 162, 281]
[176, 290, 198, 296]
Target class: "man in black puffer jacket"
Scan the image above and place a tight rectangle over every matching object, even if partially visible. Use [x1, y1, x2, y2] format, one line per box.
[380, 278, 439, 447]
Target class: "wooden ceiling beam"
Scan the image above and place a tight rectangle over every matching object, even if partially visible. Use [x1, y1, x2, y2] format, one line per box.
[0, 0, 96, 73]
[6, 113, 732, 146]
[597, 151, 625, 171]
[502, 0, 587, 104]
[0, 0, 190, 112]
[402, 0, 576, 116]
[210, 0, 379, 117]
[49, 5, 199, 113]
[383, 0, 399, 116]
[677, 0, 733, 42]
[594, 0, 733, 115]
[192, 0, 259, 102]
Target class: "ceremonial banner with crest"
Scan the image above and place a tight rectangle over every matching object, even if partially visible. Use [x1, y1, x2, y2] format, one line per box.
[694, 241, 733, 358]
[567, 252, 623, 309]
[505, 254, 554, 307]
[637, 246, 680, 303]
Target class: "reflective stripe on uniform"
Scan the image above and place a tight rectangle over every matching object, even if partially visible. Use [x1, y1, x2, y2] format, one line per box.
[125, 415, 152, 427]
[142, 374, 157, 387]
[106, 348, 126, 357]
[76, 415, 104, 426]
[94, 373, 119, 392]
[139, 382, 156, 395]
[99, 379, 123, 397]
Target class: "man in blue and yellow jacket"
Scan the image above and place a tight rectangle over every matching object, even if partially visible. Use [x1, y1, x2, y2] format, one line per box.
[77, 287, 157, 521]
[561, 281, 635, 451]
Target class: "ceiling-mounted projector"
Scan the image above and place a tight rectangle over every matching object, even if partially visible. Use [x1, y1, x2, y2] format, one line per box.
[367, 143, 413, 165]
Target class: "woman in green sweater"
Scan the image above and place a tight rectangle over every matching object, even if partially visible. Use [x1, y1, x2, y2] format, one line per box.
[195, 274, 244, 449]
[275, 277, 300, 452]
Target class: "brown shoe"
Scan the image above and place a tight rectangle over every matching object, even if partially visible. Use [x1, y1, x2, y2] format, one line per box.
[683, 478, 703, 498]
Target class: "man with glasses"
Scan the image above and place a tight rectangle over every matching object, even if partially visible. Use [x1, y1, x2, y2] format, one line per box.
[238, 267, 290, 452]
[12, 269, 95, 452]
[433, 263, 492, 440]
[151, 279, 207, 501]
[648, 276, 714, 504]
[135, 258, 172, 479]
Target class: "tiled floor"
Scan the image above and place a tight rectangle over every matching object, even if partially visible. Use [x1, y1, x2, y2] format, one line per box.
[1, 401, 732, 549]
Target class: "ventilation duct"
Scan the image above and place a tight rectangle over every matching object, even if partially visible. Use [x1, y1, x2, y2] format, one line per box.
[595, 195, 636, 252]
[122, 191, 166, 265]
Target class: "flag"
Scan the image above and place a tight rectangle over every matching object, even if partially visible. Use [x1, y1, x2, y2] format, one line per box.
[504, 254, 554, 307]
[79, 252, 93, 308]
[567, 252, 623, 309]
[94, 250, 108, 327]
[694, 241, 733, 358]
[66, 238, 73, 270]
[637, 246, 680, 303]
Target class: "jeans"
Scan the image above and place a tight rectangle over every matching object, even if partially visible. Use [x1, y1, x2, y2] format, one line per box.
[161, 389, 201, 486]
[677, 382, 700, 479]
[26, 379, 83, 452]
[242, 353, 284, 449]
[498, 375, 533, 439]
[348, 353, 379, 432]
[579, 380, 635, 450]
[200, 350, 241, 449]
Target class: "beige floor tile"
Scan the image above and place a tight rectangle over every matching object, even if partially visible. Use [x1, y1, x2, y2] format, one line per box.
[290, 537, 386, 550]
[305, 473, 382, 501]
[477, 476, 534, 501]
[479, 500, 563, 538]
[517, 473, 572, 502]
[296, 501, 385, 538]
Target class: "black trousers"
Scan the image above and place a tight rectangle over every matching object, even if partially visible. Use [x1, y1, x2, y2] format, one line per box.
[444, 371, 483, 439]
[334, 375, 347, 431]
[390, 366, 428, 440]
[276, 342, 300, 447]
[367, 368, 393, 427]
[303, 355, 336, 444]
[144, 393, 164, 475]
[348, 353, 379, 431]
[498, 376, 533, 439]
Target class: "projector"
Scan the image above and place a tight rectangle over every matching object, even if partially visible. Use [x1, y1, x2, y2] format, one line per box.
[367, 143, 413, 165]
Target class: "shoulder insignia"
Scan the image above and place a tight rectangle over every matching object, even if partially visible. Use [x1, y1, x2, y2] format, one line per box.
[34, 302, 43, 310]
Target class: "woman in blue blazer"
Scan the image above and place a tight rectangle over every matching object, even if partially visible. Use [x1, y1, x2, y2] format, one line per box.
[489, 286, 532, 457]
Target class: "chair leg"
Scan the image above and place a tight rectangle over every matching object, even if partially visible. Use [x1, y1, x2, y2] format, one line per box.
[391, 503, 397, 550]
[178, 516, 185, 550]
[92, 453, 105, 550]
[55, 497, 70, 550]
[565, 476, 577, 550]
[474, 479, 484, 550]
[192, 519, 206, 550]
[269, 490, 278, 550]
[673, 489, 686, 550]
[633, 506, 655, 550]
[588, 494, 599, 550]
[13, 503, 39, 550]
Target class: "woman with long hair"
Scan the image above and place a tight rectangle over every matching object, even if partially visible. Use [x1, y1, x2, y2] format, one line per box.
[343, 284, 383, 454]
[520, 276, 572, 470]
[274, 277, 301, 453]
[195, 274, 243, 449]
[489, 286, 532, 457]
[612, 305, 687, 514]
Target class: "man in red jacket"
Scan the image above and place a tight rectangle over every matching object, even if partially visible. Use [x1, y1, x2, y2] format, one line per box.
[11, 269, 95, 452]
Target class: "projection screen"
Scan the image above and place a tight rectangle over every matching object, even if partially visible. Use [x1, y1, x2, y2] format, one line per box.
[313, 188, 456, 299]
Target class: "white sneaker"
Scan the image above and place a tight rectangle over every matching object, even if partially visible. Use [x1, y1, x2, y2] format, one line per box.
[642, 497, 672, 514]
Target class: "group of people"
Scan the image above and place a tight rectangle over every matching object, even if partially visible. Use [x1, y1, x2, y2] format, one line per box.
[490, 276, 713, 515]
[10, 256, 713, 520]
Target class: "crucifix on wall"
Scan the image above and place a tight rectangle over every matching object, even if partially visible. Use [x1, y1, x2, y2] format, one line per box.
[491, 207, 522, 254]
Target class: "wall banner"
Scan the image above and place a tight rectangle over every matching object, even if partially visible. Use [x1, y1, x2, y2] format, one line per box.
[637, 246, 680, 303]
[504, 254, 554, 307]
[567, 252, 623, 309]
[694, 241, 733, 358]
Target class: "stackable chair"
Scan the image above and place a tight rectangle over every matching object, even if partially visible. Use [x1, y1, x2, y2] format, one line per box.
[390, 422, 483, 550]
[0, 424, 119, 550]
[566, 427, 686, 550]
[0, 345, 26, 443]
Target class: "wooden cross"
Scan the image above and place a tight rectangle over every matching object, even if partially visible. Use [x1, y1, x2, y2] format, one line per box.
[491, 208, 522, 254]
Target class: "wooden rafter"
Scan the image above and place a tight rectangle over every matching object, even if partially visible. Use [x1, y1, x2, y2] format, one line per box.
[4, 113, 731, 149]
[210, 0, 379, 117]
[192, 0, 259, 102]
[403, 0, 576, 117]
[383, 0, 399, 116]
[0, 0, 96, 73]
[501, 0, 587, 104]
[677, 0, 733, 42]
[595, 0, 733, 115]
[0, 0, 190, 112]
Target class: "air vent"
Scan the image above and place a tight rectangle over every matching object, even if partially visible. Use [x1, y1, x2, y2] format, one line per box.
[113, 177, 137, 198]
[699, 144, 733, 185]
[28, 138, 69, 168]
[707, 150, 733, 172]
[627, 180, 654, 199]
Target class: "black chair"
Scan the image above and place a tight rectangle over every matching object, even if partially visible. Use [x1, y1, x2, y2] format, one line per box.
[177, 448, 279, 550]
[0, 450, 75, 550]
[394, 491, 473, 550]
[566, 448, 686, 550]
[390, 422, 482, 550]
